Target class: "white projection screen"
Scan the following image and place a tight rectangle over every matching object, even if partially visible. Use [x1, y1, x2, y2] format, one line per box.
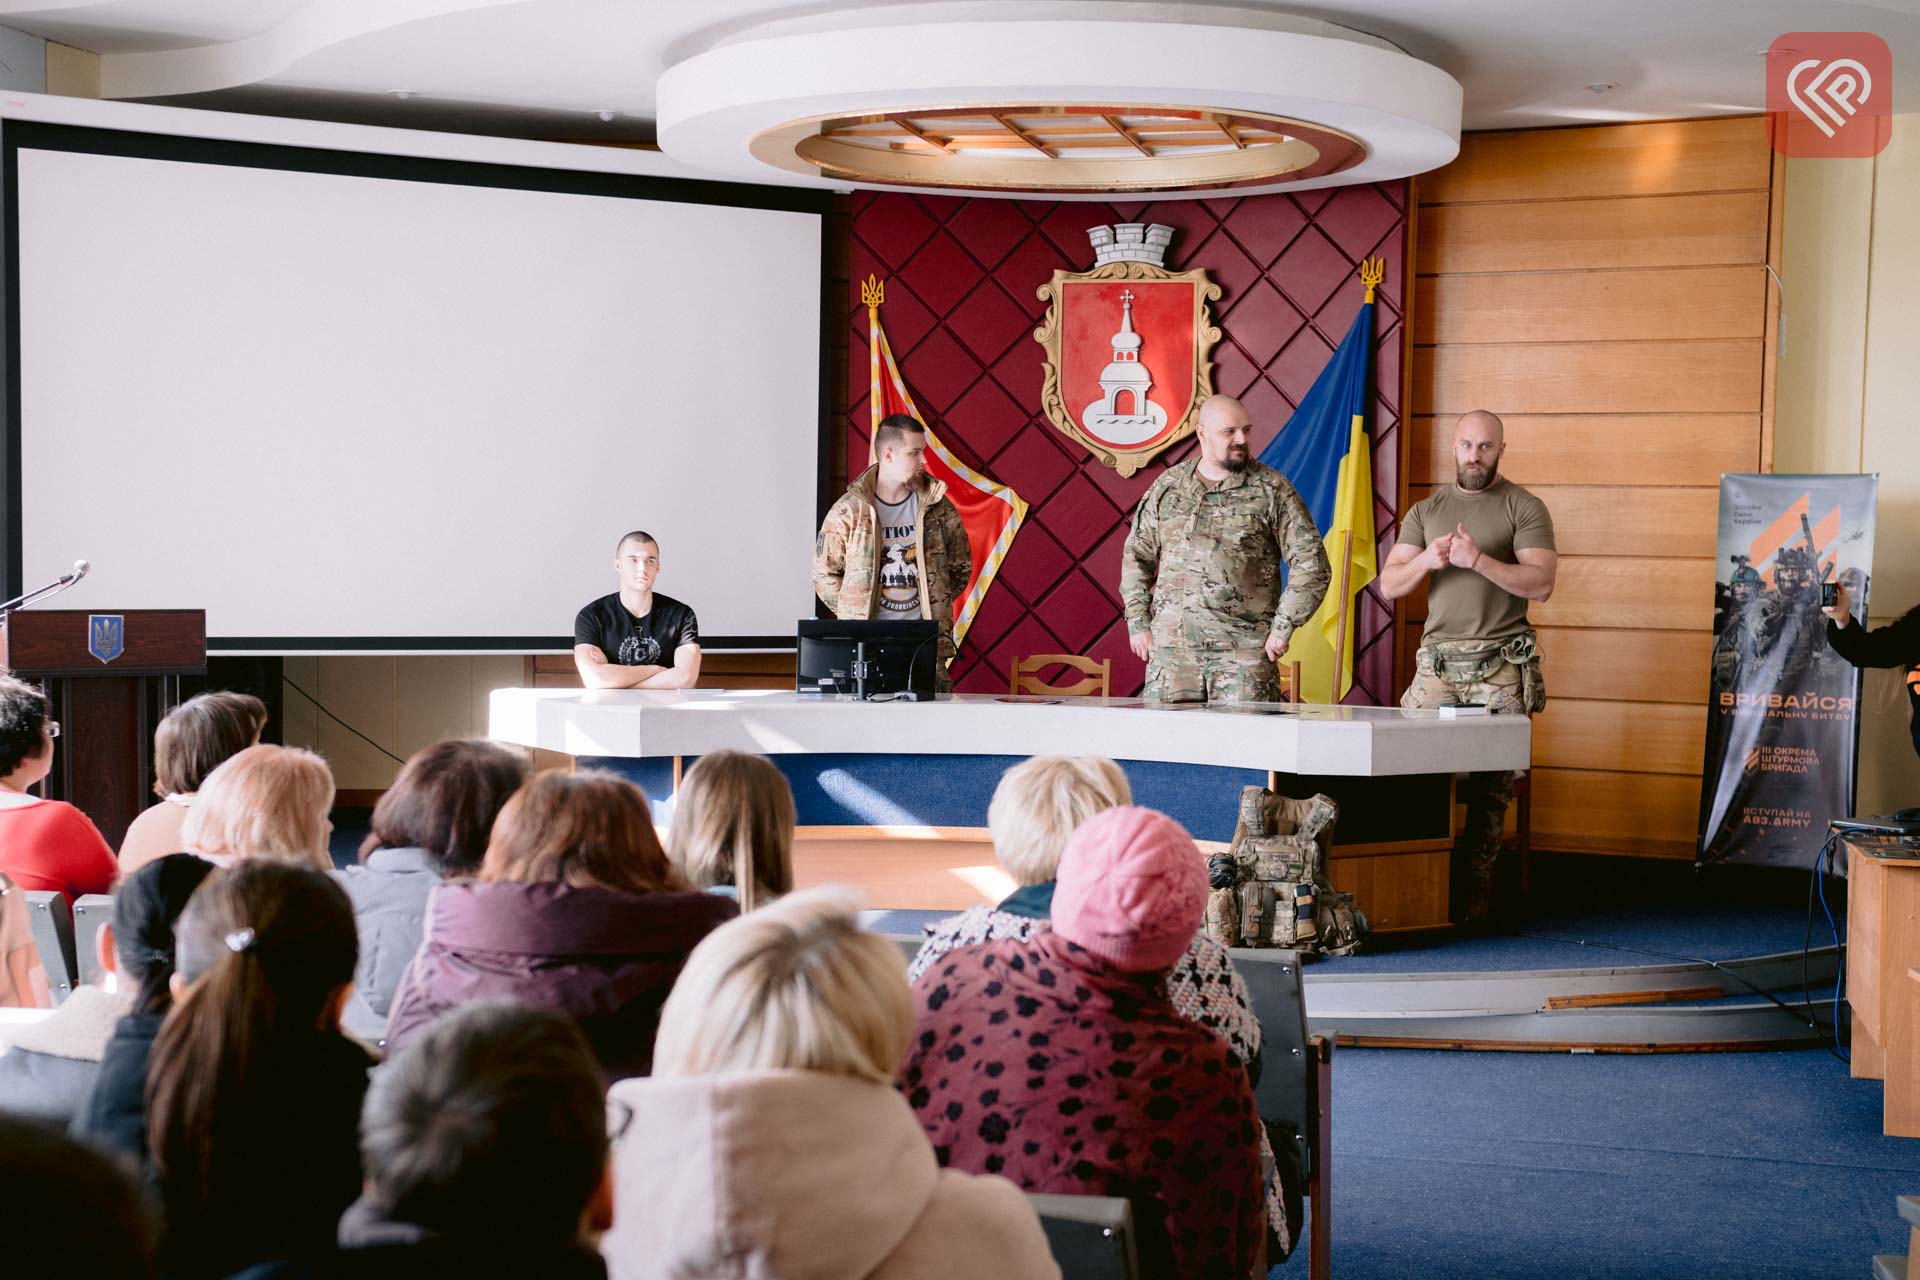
[5, 124, 828, 649]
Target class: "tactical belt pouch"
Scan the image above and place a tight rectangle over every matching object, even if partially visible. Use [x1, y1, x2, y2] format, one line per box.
[1433, 644, 1504, 683]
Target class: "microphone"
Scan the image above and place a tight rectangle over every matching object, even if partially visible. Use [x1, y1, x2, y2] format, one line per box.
[0, 557, 93, 615]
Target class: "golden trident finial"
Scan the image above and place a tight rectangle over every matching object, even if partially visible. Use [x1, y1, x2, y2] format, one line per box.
[861, 274, 885, 311]
[1360, 257, 1385, 304]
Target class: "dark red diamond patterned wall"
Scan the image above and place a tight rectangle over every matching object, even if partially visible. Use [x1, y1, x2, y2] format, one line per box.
[846, 185, 1407, 702]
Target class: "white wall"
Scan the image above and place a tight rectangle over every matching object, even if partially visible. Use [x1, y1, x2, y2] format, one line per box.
[1776, 113, 1920, 814]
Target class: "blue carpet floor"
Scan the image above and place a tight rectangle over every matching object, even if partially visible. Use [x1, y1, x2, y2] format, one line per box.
[1286, 1046, 1909, 1279]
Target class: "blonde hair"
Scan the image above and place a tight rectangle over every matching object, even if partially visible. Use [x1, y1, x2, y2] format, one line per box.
[668, 752, 795, 912]
[651, 887, 910, 1086]
[181, 744, 334, 870]
[987, 755, 1132, 885]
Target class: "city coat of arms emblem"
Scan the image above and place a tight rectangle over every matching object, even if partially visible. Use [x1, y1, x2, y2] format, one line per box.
[1033, 223, 1221, 477]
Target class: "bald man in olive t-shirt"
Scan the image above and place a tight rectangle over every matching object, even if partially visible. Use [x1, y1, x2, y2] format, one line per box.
[1379, 410, 1558, 923]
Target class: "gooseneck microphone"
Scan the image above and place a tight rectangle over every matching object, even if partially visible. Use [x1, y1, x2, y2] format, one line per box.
[0, 557, 92, 615]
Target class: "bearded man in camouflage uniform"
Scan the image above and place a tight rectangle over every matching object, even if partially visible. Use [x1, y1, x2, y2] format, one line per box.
[1121, 394, 1330, 704]
[1379, 409, 1558, 923]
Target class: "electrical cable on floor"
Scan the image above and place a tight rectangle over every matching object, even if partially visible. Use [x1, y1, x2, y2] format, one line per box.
[1813, 833, 1850, 1064]
[281, 677, 408, 767]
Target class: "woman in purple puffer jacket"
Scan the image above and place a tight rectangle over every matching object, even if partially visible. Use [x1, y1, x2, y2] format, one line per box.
[383, 769, 735, 1080]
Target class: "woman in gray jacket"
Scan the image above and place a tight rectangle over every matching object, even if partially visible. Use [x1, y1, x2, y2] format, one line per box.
[335, 738, 526, 1044]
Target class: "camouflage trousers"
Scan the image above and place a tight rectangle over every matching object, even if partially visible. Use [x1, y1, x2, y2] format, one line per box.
[1399, 632, 1544, 882]
[1144, 644, 1283, 704]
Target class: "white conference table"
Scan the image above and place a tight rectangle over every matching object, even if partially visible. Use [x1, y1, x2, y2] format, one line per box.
[487, 688, 1530, 778]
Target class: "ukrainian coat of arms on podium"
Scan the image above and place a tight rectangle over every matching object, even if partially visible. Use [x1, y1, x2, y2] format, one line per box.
[1033, 223, 1221, 477]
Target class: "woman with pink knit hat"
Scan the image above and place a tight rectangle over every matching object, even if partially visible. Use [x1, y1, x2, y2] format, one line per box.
[900, 805, 1265, 1280]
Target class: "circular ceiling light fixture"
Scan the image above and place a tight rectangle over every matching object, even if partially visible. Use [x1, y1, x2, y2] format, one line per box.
[658, 3, 1463, 199]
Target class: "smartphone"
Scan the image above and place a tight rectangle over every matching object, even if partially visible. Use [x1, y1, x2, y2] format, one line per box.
[1821, 582, 1839, 607]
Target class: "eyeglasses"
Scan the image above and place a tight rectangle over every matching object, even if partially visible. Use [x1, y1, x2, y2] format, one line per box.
[606, 1098, 634, 1146]
[45, 721, 59, 740]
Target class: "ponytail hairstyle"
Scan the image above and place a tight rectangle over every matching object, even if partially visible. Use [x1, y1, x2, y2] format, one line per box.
[112, 854, 218, 1017]
[146, 861, 357, 1210]
[667, 751, 796, 913]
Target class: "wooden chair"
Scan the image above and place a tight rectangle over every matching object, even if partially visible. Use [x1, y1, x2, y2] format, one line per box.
[1010, 653, 1111, 698]
[1276, 659, 1303, 704]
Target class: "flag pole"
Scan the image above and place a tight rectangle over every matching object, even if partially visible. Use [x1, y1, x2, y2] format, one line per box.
[1329, 527, 1353, 705]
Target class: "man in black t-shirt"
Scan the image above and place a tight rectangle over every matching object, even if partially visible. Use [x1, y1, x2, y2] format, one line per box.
[573, 531, 702, 689]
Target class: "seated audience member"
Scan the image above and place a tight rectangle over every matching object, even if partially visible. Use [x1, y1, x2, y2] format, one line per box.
[0, 882, 140, 1125]
[120, 691, 266, 874]
[602, 888, 1059, 1280]
[72, 854, 218, 1160]
[383, 770, 734, 1079]
[909, 755, 1260, 1065]
[181, 743, 335, 871]
[573, 530, 703, 689]
[903, 806, 1265, 1280]
[667, 750, 796, 911]
[148, 861, 371, 1278]
[325, 1001, 613, 1277]
[0, 1114, 158, 1280]
[0, 874, 36, 1005]
[0, 674, 117, 903]
[335, 738, 527, 1043]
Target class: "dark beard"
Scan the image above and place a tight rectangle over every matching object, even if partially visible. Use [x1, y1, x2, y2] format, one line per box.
[1222, 451, 1250, 473]
[1456, 463, 1497, 492]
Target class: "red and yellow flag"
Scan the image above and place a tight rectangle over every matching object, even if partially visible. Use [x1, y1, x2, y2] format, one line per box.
[864, 275, 1026, 650]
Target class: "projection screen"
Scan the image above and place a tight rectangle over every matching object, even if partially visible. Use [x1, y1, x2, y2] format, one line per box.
[4, 123, 829, 649]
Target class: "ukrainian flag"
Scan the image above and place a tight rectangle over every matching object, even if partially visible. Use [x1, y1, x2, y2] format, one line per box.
[1257, 259, 1382, 702]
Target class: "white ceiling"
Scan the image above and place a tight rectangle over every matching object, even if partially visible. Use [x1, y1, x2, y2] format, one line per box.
[3, 0, 1918, 147]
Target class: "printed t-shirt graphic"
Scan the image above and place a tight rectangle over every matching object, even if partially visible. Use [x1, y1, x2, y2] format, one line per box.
[573, 593, 700, 665]
[875, 491, 924, 619]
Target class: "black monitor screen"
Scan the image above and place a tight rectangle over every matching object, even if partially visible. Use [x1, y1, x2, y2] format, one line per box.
[796, 619, 940, 698]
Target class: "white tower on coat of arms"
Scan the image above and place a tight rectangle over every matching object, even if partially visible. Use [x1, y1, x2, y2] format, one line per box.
[1081, 287, 1168, 445]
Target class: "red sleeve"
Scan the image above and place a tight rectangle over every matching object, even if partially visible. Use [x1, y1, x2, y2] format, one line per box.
[48, 803, 119, 899]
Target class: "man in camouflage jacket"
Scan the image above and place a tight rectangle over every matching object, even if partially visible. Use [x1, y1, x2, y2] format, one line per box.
[1121, 394, 1331, 703]
[812, 415, 972, 691]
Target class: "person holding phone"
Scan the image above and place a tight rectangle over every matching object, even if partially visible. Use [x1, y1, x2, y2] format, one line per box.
[1824, 580, 1920, 760]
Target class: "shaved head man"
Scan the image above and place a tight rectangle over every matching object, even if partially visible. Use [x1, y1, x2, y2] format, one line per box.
[1379, 409, 1557, 922]
[1119, 393, 1330, 704]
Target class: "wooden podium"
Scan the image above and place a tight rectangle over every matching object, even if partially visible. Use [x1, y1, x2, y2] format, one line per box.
[0, 609, 206, 850]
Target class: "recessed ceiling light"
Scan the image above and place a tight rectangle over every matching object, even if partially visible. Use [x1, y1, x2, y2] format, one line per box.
[1587, 82, 1619, 95]
[594, 110, 617, 122]
[390, 90, 417, 100]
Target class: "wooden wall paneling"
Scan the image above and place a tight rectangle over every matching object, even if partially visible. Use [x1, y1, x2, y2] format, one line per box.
[1406, 484, 1720, 559]
[1412, 415, 1762, 487]
[1415, 266, 1767, 346]
[1534, 627, 1712, 705]
[1530, 768, 1701, 858]
[1416, 192, 1771, 275]
[1415, 339, 1765, 415]
[1406, 559, 1715, 631]
[1420, 117, 1771, 204]
[1532, 698, 1706, 775]
[1324, 847, 1449, 932]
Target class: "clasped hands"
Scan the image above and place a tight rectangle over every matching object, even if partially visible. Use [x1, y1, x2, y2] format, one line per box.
[1425, 524, 1483, 574]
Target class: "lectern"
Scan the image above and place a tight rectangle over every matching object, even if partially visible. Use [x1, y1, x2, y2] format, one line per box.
[0, 609, 206, 849]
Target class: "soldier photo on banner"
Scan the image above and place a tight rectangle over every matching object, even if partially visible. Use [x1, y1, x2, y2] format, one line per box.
[1699, 473, 1878, 867]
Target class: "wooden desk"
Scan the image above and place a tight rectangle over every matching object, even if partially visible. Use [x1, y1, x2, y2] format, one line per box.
[1846, 835, 1920, 1135]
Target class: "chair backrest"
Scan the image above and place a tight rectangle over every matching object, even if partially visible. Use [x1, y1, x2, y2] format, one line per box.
[24, 891, 76, 1007]
[1228, 947, 1313, 1177]
[886, 933, 922, 968]
[1277, 658, 1303, 704]
[1010, 654, 1111, 698]
[1027, 1192, 1139, 1280]
[73, 895, 114, 988]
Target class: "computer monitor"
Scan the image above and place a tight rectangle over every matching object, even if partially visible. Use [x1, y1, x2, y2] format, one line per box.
[796, 618, 940, 699]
